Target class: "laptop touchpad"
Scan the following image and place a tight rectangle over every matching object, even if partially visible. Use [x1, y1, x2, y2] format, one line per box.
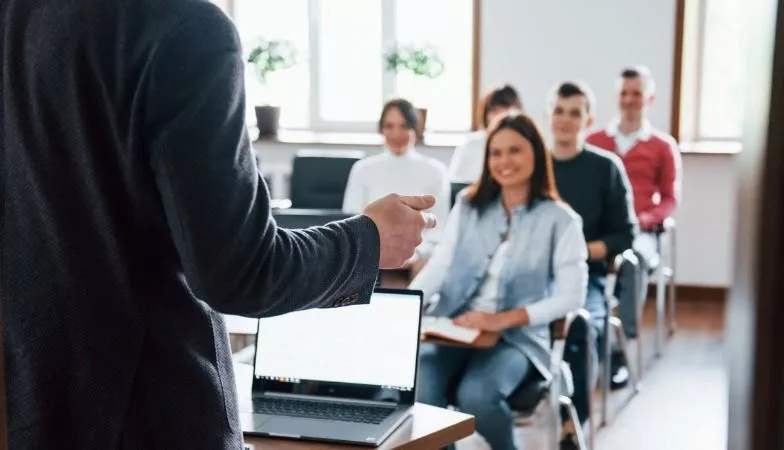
[263, 417, 375, 437]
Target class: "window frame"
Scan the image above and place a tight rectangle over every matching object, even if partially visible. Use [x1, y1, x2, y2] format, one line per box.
[675, 0, 745, 144]
[227, 0, 479, 134]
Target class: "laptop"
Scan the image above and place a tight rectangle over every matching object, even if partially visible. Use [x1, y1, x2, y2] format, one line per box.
[241, 288, 424, 446]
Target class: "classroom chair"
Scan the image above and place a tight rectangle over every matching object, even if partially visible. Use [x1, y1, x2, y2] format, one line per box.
[449, 182, 470, 207]
[288, 149, 364, 209]
[652, 217, 677, 357]
[445, 310, 593, 450]
[600, 250, 642, 427]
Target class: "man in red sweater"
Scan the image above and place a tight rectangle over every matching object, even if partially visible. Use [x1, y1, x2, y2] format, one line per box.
[587, 66, 682, 235]
[587, 66, 682, 387]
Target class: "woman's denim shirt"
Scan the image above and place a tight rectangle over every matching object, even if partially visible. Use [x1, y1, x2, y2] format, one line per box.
[411, 194, 588, 380]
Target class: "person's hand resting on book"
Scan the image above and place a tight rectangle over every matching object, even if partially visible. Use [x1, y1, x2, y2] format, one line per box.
[453, 309, 529, 333]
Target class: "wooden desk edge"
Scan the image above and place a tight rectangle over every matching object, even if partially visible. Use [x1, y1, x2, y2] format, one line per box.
[244, 404, 475, 450]
[399, 412, 475, 450]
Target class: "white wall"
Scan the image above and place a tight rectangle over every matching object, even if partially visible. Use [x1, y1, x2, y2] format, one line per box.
[481, 0, 676, 138]
[674, 154, 737, 287]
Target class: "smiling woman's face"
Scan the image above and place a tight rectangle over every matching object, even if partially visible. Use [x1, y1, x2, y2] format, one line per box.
[487, 128, 535, 189]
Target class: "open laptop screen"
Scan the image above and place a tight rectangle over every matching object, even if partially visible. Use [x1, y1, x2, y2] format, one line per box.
[253, 289, 422, 394]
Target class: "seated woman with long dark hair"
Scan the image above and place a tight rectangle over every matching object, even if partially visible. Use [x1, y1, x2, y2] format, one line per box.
[409, 112, 588, 450]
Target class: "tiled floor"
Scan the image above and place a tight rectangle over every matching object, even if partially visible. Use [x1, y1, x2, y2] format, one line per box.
[456, 298, 728, 450]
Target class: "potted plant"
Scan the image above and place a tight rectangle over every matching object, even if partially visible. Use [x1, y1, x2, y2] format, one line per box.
[384, 43, 445, 142]
[247, 38, 298, 138]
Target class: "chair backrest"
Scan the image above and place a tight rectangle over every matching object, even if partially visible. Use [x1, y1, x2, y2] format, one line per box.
[289, 149, 365, 209]
[450, 182, 471, 207]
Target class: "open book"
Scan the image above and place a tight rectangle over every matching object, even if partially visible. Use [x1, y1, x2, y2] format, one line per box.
[421, 316, 481, 345]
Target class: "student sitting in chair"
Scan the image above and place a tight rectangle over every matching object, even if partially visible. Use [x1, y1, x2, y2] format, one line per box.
[547, 81, 638, 446]
[586, 66, 682, 343]
[448, 84, 523, 184]
[410, 112, 587, 450]
[342, 98, 449, 264]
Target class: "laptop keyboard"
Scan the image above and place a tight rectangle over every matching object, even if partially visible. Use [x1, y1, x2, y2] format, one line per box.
[252, 397, 395, 424]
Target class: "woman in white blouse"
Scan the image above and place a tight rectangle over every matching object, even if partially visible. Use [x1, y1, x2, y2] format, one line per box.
[449, 85, 523, 184]
[342, 98, 449, 259]
[410, 112, 587, 450]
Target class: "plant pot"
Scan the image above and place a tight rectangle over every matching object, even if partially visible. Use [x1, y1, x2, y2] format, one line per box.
[255, 105, 281, 139]
[416, 108, 427, 144]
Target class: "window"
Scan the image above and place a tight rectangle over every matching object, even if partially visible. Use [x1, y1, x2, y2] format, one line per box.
[230, 0, 474, 133]
[316, 0, 383, 125]
[234, 0, 310, 129]
[394, 0, 473, 131]
[680, 0, 749, 142]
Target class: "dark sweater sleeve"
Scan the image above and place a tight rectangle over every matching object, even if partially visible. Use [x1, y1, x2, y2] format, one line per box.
[600, 156, 638, 257]
[144, 3, 379, 317]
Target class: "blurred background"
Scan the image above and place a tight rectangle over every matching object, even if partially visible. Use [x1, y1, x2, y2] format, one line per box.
[212, 1, 784, 449]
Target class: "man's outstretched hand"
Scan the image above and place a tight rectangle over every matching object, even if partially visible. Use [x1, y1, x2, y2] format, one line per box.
[364, 194, 438, 269]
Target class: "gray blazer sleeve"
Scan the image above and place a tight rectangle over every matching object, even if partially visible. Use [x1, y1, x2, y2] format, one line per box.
[145, 3, 379, 318]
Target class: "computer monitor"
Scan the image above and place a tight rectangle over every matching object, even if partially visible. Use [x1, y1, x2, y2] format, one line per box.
[251, 289, 423, 403]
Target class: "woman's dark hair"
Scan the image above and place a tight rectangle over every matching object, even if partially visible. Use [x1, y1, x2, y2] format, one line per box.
[468, 112, 559, 212]
[378, 98, 418, 132]
[481, 85, 523, 128]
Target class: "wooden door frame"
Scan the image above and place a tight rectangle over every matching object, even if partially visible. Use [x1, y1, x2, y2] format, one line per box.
[726, 0, 784, 448]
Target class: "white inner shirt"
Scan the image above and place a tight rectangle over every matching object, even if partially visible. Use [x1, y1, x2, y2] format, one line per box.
[614, 130, 641, 156]
[448, 130, 486, 183]
[469, 240, 511, 313]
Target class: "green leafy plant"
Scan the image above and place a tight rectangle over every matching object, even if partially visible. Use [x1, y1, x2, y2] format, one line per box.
[247, 38, 298, 85]
[384, 43, 445, 79]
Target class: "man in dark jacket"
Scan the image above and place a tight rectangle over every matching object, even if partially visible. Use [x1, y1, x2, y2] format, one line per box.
[547, 81, 638, 446]
[1, 0, 436, 448]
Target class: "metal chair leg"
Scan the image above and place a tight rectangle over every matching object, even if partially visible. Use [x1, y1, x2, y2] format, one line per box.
[601, 312, 611, 427]
[560, 396, 588, 450]
[586, 327, 595, 450]
[654, 263, 666, 357]
[636, 314, 645, 381]
[610, 317, 640, 393]
[632, 259, 644, 382]
[667, 227, 677, 337]
[551, 399, 561, 450]
[635, 311, 644, 381]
